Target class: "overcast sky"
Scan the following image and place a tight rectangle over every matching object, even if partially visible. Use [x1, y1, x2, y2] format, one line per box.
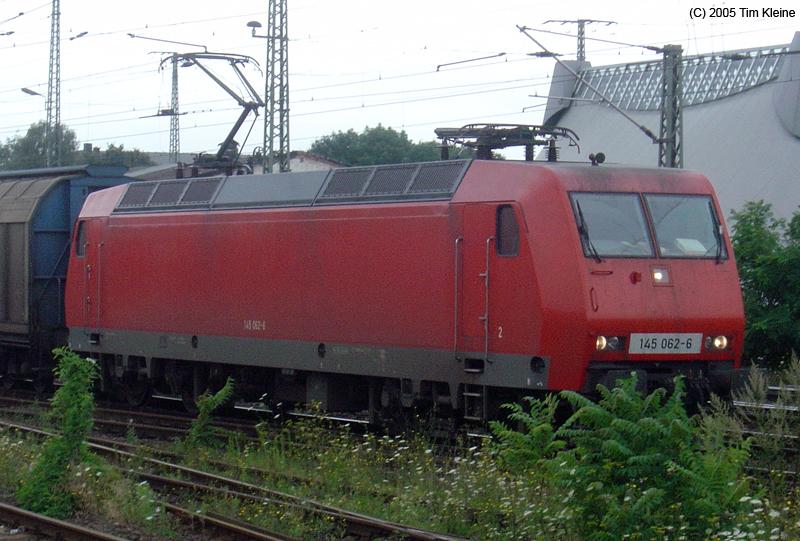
[0, 0, 797, 159]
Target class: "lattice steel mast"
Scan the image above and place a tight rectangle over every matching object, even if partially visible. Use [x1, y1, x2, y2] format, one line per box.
[544, 19, 616, 61]
[658, 45, 683, 168]
[521, 26, 684, 169]
[265, 0, 289, 172]
[169, 53, 180, 163]
[46, 0, 61, 167]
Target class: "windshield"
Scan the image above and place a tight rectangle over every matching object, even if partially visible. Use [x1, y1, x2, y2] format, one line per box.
[645, 194, 727, 259]
[570, 193, 654, 257]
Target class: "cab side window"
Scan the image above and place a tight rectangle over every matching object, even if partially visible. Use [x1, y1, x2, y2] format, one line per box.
[496, 204, 519, 256]
[75, 221, 87, 257]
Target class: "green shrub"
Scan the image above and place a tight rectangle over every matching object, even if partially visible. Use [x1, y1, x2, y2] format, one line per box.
[16, 348, 98, 517]
[552, 375, 750, 540]
[490, 375, 752, 540]
[186, 376, 235, 448]
[489, 394, 564, 473]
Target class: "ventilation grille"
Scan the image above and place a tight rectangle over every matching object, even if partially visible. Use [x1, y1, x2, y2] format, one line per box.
[408, 162, 465, 193]
[316, 160, 468, 204]
[115, 177, 224, 212]
[320, 169, 372, 198]
[365, 165, 417, 195]
[180, 178, 221, 204]
[113, 161, 470, 213]
[150, 181, 187, 206]
[117, 183, 157, 208]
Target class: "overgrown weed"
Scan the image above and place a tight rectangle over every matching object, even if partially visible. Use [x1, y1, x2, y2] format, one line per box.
[184, 376, 235, 450]
[16, 347, 98, 517]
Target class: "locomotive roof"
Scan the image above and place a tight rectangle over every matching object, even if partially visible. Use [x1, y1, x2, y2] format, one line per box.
[105, 158, 712, 216]
[112, 160, 471, 214]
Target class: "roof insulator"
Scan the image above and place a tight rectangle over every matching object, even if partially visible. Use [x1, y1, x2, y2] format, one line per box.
[547, 139, 558, 162]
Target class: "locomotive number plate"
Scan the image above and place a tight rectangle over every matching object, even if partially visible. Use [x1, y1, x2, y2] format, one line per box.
[628, 333, 702, 354]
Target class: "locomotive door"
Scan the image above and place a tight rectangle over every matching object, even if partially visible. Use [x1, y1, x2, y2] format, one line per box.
[81, 221, 101, 330]
[455, 204, 497, 362]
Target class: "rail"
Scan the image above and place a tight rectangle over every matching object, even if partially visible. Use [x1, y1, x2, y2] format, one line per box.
[0, 502, 129, 541]
[0, 419, 467, 541]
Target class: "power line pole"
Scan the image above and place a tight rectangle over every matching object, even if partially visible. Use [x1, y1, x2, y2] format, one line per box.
[521, 26, 683, 168]
[658, 45, 683, 168]
[46, 0, 61, 167]
[544, 19, 615, 61]
[265, 0, 289, 173]
[169, 53, 180, 163]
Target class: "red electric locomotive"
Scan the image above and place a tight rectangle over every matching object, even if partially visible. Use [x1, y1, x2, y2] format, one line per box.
[64, 130, 743, 422]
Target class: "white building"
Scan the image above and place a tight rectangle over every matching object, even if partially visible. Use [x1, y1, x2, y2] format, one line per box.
[542, 32, 800, 220]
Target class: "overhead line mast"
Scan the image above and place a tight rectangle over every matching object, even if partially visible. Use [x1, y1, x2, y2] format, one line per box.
[46, 0, 61, 166]
[250, 0, 290, 173]
[521, 25, 683, 168]
[266, 0, 290, 173]
[544, 19, 616, 62]
[169, 54, 180, 163]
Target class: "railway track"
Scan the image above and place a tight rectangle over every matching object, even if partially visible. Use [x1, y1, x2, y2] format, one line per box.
[0, 392, 487, 464]
[0, 502, 129, 541]
[0, 394, 260, 440]
[0, 419, 466, 541]
[729, 381, 800, 479]
[0, 398, 399, 516]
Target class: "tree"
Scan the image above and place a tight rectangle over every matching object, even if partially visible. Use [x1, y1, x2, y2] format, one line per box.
[0, 122, 79, 170]
[730, 200, 800, 366]
[81, 143, 154, 168]
[0, 123, 153, 171]
[309, 125, 441, 166]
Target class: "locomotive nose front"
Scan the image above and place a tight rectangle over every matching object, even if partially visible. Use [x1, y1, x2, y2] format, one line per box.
[570, 191, 744, 396]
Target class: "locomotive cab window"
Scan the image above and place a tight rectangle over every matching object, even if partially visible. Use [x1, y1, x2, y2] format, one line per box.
[570, 193, 654, 258]
[75, 221, 87, 257]
[496, 204, 519, 256]
[645, 194, 728, 259]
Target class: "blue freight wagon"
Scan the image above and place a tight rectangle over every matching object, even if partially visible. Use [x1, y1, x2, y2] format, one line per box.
[0, 165, 130, 389]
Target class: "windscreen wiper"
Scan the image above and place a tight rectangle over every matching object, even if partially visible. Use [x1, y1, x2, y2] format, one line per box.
[708, 200, 724, 264]
[575, 200, 603, 263]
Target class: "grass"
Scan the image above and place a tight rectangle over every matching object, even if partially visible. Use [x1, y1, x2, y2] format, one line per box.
[0, 425, 175, 537]
[185, 415, 575, 540]
[7, 364, 800, 539]
[174, 383, 800, 540]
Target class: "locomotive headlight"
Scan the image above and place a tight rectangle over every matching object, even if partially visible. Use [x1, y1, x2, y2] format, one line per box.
[705, 335, 729, 351]
[651, 266, 671, 285]
[595, 335, 621, 351]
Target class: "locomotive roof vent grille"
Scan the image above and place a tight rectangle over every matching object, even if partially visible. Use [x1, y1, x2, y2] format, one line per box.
[320, 169, 372, 198]
[115, 177, 225, 212]
[408, 161, 466, 194]
[315, 160, 470, 204]
[112, 160, 470, 213]
[179, 178, 222, 205]
[364, 164, 417, 195]
[149, 181, 188, 206]
[117, 182, 157, 208]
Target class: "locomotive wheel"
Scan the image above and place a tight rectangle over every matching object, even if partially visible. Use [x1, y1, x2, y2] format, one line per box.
[32, 373, 53, 398]
[180, 365, 237, 416]
[181, 388, 199, 416]
[122, 378, 151, 407]
[180, 365, 208, 416]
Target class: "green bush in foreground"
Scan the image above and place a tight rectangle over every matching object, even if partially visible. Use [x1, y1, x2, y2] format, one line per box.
[16, 348, 98, 517]
[492, 375, 751, 540]
[186, 377, 235, 448]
